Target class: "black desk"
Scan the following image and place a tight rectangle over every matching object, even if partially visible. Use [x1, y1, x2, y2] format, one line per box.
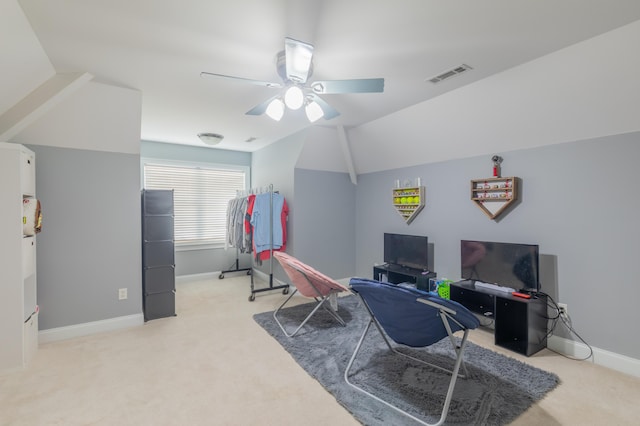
[449, 280, 547, 356]
[372, 264, 436, 292]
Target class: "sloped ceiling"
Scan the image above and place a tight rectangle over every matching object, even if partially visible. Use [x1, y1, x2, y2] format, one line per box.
[0, 0, 54, 116]
[4, 1, 640, 174]
[347, 20, 640, 174]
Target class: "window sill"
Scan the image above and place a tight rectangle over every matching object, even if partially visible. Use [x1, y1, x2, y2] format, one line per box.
[175, 243, 227, 252]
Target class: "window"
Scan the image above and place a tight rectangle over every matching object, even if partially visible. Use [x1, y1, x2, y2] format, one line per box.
[143, 161, 247, 247]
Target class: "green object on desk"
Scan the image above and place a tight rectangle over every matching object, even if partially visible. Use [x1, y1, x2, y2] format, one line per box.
[437, 279, 453, 300]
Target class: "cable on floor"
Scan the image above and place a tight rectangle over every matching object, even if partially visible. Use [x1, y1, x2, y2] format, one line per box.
[535, 290, 593, 361]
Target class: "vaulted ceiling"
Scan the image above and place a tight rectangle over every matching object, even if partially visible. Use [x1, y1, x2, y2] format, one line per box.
[14, 0, 640, 157]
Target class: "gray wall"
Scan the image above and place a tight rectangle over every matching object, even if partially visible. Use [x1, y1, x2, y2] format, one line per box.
[251, 130, 305, 281]
[29, 145, 142, 330]
[140, 140, 253, 276]
[293, 168, 356, 279]
[349, 132, 640, 360]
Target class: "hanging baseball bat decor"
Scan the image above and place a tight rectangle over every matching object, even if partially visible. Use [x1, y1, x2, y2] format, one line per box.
[491, 155, 503, 178]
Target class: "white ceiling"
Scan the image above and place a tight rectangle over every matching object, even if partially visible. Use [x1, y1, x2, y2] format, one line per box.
[16, 0, 640, 153]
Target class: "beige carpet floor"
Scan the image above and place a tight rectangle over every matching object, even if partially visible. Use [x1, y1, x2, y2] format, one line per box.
[1, 274, 639, 425]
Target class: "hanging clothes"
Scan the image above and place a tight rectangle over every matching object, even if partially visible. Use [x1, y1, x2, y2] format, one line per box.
[226, 195, 252, 253]
[250, 192, 288, 259]
[244, 194, 256, 253]
[257, 197, 288, 261]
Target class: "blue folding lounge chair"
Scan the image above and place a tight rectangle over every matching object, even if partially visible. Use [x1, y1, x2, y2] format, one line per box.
[345, 278, 480, 426]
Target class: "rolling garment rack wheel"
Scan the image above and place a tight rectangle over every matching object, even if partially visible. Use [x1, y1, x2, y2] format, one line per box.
[283, 287, 289, 295]
[219, 273, 224, 279]
[248, 294, 255, 302]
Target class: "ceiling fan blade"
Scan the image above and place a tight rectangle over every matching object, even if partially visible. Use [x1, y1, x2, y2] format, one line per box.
[245, 94, 281, 116]
[308, 93, 340, 120]
[310, 78, 384, 94]
[284, 37, 314, 84]
[200, 72, 282, 89]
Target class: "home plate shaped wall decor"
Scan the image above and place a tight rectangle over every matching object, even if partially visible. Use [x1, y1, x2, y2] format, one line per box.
[392, 186, 425, 224]
[470, 177, 518, 220]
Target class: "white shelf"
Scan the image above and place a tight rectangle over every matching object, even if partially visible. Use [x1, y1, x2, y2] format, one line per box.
[1, 142, 38, 372]
[392, 186, 425, 224]
[470, 177, 518, 220]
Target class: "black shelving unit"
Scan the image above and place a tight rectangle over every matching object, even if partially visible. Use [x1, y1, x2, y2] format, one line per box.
[450, 281, 547, 356]
[494, 295, 548, 356]
[141, 189, 176, 321]
[373, 264, 436, 292]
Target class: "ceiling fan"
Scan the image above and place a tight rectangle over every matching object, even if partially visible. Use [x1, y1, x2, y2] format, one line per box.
[201, 37, 384, 122]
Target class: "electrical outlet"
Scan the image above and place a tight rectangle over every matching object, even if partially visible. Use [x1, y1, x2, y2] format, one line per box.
[118, 288, 128, 300]
[558, 303, 568, 317]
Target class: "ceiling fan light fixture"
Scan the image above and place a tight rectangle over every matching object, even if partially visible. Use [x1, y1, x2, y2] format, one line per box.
[284, 86, 304, 110]
[198, 132, 224, 145]
[285, 37, 313, 83]
[305, 100, 324, 122]
[265, 98, 285, 121]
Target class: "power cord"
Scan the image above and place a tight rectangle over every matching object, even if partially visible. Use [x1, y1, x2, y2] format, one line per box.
[535, 290, 593, 361]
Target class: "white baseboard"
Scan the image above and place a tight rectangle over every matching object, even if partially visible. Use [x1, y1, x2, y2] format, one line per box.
[250, 268, 270, 283]
[38, 314, 144, 344]
[336, 277, 351, 286]
[177, 270, 255, 283]
[548, 335, 640, 378]
[176, 272, 219, 283]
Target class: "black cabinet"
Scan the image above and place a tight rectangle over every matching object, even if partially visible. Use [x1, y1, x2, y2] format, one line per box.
[142, 189, 176, 321]
[494, 296, 547, 356]
[373, 264, 436, 292]
[449, 285, 495, 317]
[450, 281, 547, 356]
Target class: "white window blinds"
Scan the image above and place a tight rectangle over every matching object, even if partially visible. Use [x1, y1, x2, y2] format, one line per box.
[143, 163, 246, 246]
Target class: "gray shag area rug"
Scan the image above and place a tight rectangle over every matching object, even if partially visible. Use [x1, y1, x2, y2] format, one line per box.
[254, 295, 560, 426]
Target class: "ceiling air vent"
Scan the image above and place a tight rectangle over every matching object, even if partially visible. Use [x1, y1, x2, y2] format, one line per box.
[427, 64, 472, 84]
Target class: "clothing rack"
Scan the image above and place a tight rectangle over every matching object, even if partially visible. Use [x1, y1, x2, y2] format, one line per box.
[218, 252, 251, 279]
[248, 184, 289, 302]
[219, 191, 252, 279]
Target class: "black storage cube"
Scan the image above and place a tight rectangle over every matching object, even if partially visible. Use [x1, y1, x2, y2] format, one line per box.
[141, 189, 175, 321]
[450, 285, 495, 316]
[143, 241, 175, 267]
[494, 296, 547, 356]
[143, 266, 175, 294]
[143, 189, 174, 215]
[143, 215, 174, 241]
[144, 291, 176, 321]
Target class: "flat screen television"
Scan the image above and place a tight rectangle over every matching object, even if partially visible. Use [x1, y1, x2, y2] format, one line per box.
[384, 233, 429, 271]
[460, 240, 539, 292]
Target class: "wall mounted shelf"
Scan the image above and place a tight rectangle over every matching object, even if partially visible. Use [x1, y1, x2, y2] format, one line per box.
[393, 186, 425, 224]
[470, 177, 518, 220]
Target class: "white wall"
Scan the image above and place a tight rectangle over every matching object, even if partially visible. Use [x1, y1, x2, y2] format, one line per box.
[0, 0, 54, 116]
[348, 20, 640, 174]
[12, 81, 142, 154]
[296, 126, 349, 173]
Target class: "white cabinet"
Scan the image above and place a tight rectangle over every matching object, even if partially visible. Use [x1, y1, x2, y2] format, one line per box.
[0, 142, 38, 372]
